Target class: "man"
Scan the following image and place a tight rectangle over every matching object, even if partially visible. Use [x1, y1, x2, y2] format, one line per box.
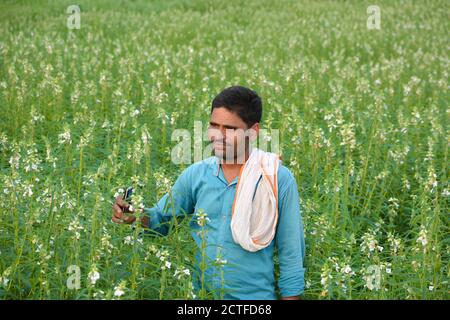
[112, 86, 306, 300]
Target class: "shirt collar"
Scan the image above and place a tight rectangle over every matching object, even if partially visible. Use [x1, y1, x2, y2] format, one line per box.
[213, 156, 220, 176]
[206, 156, 221, 176]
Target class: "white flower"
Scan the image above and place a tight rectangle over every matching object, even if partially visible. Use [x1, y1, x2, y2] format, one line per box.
[215, 258, 227, 266]
[156, 249, 169, 262]
[360, 231, 383, 257]
[114, 287, 124, 297]
[403, 85, 411, 96]
[165, 261, 171, 269]
[88, 270, 100, 285]
[174, 267, 190, 279]
[114, 281, 126, 297]
[23, 185, 33, 197]
[195, 209, 210, 227]
[0, 276, 9, 287]
[416, 227, 428, 247]
[93, 290, 105, 299]
[123, 236, 133, 245]
[58, 128, 72, 145]
[343, 265, 352, 274]
[386, 268, 391, 274]
[339, 123, 356, 151]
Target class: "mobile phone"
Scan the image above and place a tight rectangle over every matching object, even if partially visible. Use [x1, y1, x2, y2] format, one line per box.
[124, 187, 133, 203]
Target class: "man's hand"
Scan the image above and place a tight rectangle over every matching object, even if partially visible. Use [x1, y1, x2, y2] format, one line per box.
[111, 195, 150, 227]
[111, 195, 137, 224]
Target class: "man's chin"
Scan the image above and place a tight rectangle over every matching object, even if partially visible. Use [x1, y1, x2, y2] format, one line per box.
[213, 151, 248, 164]
[213, 149, 233, 160]
[213, 149, 227, 158]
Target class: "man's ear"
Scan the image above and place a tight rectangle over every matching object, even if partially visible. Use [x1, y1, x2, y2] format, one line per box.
[247, 123, 259, 142]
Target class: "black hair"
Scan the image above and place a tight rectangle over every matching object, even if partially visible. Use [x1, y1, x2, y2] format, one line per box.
[211, 86, 262, 127]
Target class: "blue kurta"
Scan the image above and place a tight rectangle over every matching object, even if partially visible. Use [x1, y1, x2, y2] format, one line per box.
[144, 156, 305, 299]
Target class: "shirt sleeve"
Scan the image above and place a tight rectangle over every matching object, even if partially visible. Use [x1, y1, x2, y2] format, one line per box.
[143, 167, 194, 236]
[275, 169, 306, 298]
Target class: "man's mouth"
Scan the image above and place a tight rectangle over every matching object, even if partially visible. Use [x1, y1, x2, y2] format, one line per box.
[213, 143, 227, 149]
[211, 140, 228, 148]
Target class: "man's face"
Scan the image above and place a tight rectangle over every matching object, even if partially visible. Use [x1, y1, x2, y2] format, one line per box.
[208, 107, 259, 163]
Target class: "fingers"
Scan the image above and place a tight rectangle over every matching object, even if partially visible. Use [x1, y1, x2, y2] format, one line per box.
[112, 203, 136, 224]
[123, 214, 136, 224]
[116, 195, 133, 213]
[112, 214, 136, 224]
[115, 195, 128, 208]
[113, 203, 123, 219]
[112, 203, 123, 224]
[111, 216, 123, 224]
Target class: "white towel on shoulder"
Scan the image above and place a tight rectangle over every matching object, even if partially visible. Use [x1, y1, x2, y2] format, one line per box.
[231, 148, 280, 252]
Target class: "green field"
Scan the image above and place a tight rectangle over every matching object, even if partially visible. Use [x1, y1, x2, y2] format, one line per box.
[0, 0, 448, 299]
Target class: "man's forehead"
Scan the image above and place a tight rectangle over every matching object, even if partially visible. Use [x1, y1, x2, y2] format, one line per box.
[210, 110, 247, 128]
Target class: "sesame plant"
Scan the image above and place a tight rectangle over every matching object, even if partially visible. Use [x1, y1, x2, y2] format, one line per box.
[0, 0, 448, 299]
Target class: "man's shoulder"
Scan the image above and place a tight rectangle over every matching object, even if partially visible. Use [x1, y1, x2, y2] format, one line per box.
[277, 163, 296, 183]
[277, 163, 298, 196]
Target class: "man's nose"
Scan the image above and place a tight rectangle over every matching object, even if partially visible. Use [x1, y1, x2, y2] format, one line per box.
[210, 127, 226, 141]
[220, 127, 228, 139]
